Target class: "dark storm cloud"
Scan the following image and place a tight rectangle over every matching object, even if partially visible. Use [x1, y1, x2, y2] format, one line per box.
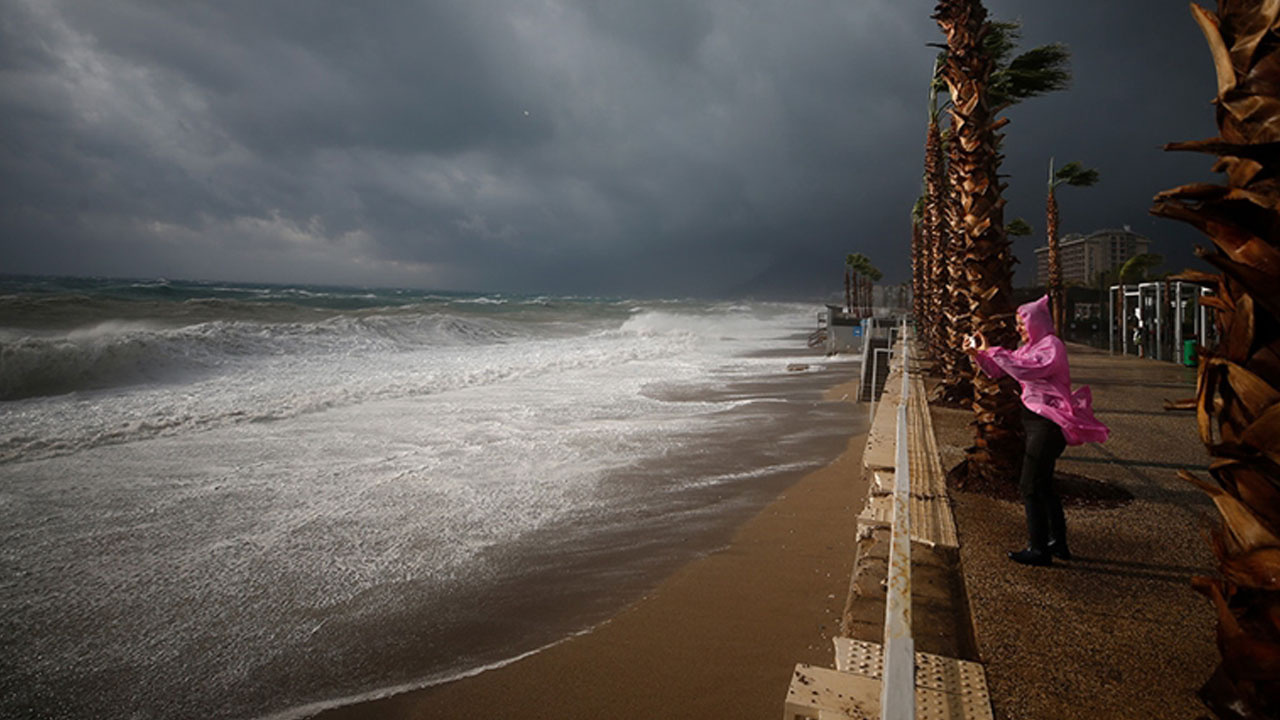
[0, 0, 1221, 296]
[983, 1, 1218, 285]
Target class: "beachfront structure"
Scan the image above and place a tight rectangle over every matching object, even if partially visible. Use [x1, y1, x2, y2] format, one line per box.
[822, 305, 861, 353]
[1033, 227, 1150, 286]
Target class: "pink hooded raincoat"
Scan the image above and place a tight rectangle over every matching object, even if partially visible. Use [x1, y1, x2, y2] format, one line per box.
[973, 295, 1109, 446]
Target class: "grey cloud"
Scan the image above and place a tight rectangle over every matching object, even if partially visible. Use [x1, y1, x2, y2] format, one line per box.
[0, 0, 1225, 296]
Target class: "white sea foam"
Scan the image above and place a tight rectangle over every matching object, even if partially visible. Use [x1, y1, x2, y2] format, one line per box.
[0, 312, 519, 402]
[0, 296, 840, 720]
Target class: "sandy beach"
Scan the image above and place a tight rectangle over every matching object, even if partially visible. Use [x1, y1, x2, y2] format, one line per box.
[312, 377, 868, 720]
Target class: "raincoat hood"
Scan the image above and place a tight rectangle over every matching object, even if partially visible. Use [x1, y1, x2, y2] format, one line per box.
[1018, 295, 1055, 344]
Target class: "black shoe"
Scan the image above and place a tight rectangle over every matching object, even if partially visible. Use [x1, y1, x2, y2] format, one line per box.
[1008, 547, 1052, 566]
[1047, 540, 1071, 560]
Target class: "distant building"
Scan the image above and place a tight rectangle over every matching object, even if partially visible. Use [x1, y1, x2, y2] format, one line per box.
[1033, 227, 1150, 287]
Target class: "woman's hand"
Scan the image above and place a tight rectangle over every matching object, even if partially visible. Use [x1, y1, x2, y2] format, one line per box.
[963, 331, 989, 355]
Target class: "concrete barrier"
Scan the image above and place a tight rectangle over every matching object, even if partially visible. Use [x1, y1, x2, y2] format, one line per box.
[784, 329, 991, 720]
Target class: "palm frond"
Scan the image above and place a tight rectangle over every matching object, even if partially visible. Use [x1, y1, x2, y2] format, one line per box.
[1005, 217, 1033, 236]
[928, 53, 950, 121]
[1055, 161, 1100, 187]
[1118, 252, 1163, 283]
[981, 20, 1021, 67]
[990, 43, 1072, 106]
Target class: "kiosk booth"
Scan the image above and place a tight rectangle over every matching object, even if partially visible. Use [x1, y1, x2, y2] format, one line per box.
[1109, 281, 1213, 364]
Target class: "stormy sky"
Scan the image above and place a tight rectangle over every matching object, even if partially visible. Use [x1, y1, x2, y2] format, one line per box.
[1, 1, 1220, 297]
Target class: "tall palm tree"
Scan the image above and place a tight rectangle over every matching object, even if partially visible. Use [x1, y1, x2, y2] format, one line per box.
[935, 126, 977, 406]
[1045, 158, 1100, 334]
[932, 0, 1024, 487]
[912, 197, 926, 325]
[863, 261, 884, 317]
[929, 20, 1070, 409]
[844, 253, 855, 315]
[1151, 4, 1280, 714]
[846, 252, 864, 318]
[922, 60, 959, 385]
[845, 253, 881, 318]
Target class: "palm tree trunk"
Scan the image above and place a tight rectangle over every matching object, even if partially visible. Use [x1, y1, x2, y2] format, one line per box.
[1046, 187, 1063, 334]
[924, 119, 949, 361]
[1150, 2, 1280, 715]
[934, 0, 1021, 488]
[933, 126, 975, 406]
[844, 267, 852, 315]
[912, 219, 924, 325]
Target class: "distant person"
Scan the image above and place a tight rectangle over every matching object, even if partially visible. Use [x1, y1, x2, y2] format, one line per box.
[1133, 307, 1145, 358]
[963, 295, 1110, 566]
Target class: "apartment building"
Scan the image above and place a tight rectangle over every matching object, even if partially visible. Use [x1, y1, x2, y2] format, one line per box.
[1033, 227, 1150, 286]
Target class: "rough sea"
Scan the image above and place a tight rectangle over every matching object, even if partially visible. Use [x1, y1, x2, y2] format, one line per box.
[0, 276, 856, 719]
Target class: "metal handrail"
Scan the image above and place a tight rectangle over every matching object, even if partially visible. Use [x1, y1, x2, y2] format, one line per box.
[867, 347, 894, 423]
[880, 318, 914, 720]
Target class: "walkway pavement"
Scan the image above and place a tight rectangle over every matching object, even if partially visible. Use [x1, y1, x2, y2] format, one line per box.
[929, 343, 1220, 719]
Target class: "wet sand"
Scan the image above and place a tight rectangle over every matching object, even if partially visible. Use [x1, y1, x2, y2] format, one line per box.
[311, 376, 868, 720]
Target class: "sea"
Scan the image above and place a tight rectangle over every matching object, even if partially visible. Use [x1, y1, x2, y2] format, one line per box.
[0, 276, 859, 720]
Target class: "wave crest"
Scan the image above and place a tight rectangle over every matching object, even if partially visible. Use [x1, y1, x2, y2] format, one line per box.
[0, 313, 511, 400]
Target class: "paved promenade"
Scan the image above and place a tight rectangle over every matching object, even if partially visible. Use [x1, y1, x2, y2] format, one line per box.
[929, 343, 1220, 719]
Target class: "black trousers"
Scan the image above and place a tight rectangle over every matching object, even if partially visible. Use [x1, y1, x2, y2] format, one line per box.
[1020, 404, 1067, 550]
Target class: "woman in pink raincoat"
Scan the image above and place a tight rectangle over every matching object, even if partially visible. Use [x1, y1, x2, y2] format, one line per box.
[964, 295, 1109, 566]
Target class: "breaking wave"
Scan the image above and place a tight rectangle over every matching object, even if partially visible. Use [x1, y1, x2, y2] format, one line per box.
[0, 313, 513, 401]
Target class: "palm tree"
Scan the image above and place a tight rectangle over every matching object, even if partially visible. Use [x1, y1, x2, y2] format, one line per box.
[844, 254, 854, 315]
[846, 252, 862, 318]
[1046, 158, 1100, 334]
[922, 59, 959, 385]
[1150, 2, 1280, 715]
[862, 261, 884, 317]
[936, 120, 977, 407]
[933, 0, 1025, 487]
[912, 197, 926, 325]
[845, 253, 882, 318]
[929, 19, 1070, 410]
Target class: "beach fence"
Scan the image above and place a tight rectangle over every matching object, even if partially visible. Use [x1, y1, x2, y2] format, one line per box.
[785, 320, 993, 720]
[857, 318, 899, 405]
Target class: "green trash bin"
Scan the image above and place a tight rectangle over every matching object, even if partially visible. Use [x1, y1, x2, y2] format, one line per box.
[1183, 339, 1198, 367]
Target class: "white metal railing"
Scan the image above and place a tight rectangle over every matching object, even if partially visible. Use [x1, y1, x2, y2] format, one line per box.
[857, 318, 871, 401]
[868, 347, 894, 423]
[880, 318, 914, 720]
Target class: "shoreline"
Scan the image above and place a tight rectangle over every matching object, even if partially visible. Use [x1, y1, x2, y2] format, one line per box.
[307, 374, 868, 720]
